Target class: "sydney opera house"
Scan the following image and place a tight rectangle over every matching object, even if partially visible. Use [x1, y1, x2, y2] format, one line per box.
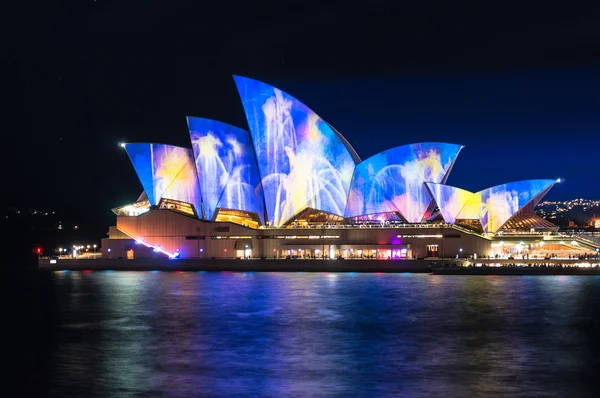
[102, 76, 565, 261]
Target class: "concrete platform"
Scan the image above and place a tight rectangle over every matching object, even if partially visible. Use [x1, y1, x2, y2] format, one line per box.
[432, 266, 600, 275]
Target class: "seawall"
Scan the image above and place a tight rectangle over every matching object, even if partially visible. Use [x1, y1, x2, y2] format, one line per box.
[38, 258, 600, 274]
[38, 258, 432, 273]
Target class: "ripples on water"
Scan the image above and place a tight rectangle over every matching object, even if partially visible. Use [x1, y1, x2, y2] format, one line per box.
[28, 271, 600, 396]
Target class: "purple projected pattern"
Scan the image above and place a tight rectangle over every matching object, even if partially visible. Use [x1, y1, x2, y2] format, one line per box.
[234, 76, 357, 227]
[188, 117, 265, 223]
[349, 212, 404, 223]
[345, 143, 463, 223]
[124, 143, 202, 216]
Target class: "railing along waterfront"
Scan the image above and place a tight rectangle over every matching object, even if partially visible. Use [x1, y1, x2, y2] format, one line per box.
[555, 233, 600, 248]
[263, 223, 473, 230]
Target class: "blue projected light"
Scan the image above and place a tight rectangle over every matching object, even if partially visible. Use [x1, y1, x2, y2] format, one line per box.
[125, 144, 155, 203]
[187, 117, 265, 223]
[345, 143, 463, 223]
[234, 76, 357, 227]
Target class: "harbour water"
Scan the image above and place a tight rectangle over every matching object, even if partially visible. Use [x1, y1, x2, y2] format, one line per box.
[23, 270, 600, 396]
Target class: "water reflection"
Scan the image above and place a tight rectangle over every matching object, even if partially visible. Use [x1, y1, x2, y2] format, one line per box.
[38, 272, 600, 396]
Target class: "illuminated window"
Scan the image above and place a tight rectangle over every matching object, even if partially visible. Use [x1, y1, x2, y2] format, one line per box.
[112, 200, 151, 216]
[398, 234, 443, 238]
[274, 235, 339, 239]
[211, 236, 252, 240]
[159, 198, 196, 217]
[426, 245, 439, 257]
[214, 209, 261, 228]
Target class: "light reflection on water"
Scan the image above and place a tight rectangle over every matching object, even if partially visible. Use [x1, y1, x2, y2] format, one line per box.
[38, 272, 600, 397]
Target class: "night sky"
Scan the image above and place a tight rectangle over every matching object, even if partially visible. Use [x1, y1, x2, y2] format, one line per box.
[7, 1, 600, 240]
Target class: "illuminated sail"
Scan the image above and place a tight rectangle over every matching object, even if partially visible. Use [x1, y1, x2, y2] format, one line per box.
[124, 143, 202, 216]
[235, 75, 357, 226]
[345, 143, 463, 222]
[188, 117, 265, 223]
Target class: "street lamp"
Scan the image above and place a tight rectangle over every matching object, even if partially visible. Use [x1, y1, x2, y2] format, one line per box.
[196, 226, 201, 259]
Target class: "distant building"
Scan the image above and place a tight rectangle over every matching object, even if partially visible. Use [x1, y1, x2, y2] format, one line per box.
[102, 76, 576, 260]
